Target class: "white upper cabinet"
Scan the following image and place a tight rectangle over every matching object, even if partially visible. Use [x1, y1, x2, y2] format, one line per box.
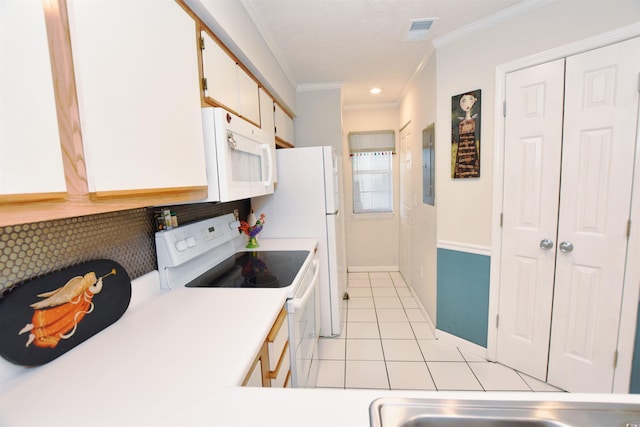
[201, 30, 239, 114]
[237, 67, 260, 125]
[274, 103, 295, 147]
[258, 88, 277, 181]
[67, 0, 207, 195]
[0, 0, 66, 197]
[200, 31, 261, 126]
[259, 89, 275, 143]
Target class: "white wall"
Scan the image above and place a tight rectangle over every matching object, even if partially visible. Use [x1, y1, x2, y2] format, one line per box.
[392, 0, 640, 336]
[399, 55, 438, 320]
[342, 106, 400, 270]
[434, 0, 640, 247]
[292, 89, 401, 271]
[294, 86, 343, 152]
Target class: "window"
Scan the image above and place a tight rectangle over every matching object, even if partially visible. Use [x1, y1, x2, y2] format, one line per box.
[349, 131, 395, 214]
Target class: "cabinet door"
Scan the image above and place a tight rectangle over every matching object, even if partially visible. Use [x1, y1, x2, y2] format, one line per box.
[258, 89, 275, 142]
[0, 0, 66, 197]
[237, 67, 260, 125]
[267, 308, 290, 388]
[242, 341, 270, 387]
[201, 31, 239, 113]
[67, 0, 206, 195]
[243, 356, 264, 387]
[258, 89, 277, 181]
[274, 103, 295, 147]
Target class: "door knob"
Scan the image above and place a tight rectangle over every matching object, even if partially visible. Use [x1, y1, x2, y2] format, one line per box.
[559, 241, 574, 253]
[539, 239, 554, 250]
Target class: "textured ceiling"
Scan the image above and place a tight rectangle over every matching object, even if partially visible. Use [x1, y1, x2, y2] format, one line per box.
[242, 0, 531, 106]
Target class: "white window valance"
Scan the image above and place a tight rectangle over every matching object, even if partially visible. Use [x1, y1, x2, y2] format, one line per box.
[348, 130, 396, 155]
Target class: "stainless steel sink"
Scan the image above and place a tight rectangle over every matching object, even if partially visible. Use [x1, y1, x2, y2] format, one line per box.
[369, 397, 640, 427]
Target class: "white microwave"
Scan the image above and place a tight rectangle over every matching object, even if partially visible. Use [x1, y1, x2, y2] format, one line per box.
[199, 107, 275, 202]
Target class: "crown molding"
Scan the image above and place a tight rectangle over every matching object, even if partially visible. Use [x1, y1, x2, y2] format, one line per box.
[497, 21, 640, 73]
[432, 0, 556, 48]
[239, 0, 297, 89]
[296, 82, 343, 92]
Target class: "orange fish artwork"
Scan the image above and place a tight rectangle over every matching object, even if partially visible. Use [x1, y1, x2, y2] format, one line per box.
[18, 269, 116, 348]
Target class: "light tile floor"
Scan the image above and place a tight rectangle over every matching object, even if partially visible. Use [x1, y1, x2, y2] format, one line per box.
[315, 271, 564, 392]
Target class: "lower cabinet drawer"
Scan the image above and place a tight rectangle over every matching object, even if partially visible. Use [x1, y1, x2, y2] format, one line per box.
[243, 358, 263, 387]
[270, 342, 290, 388]
[267, 308, 288, 372]
[242, 346, 268, 387]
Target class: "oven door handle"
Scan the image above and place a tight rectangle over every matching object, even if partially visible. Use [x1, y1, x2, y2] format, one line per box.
[287, 260, 319, 313]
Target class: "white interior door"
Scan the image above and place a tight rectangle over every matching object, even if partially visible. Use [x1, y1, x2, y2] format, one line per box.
[399, 125, 412, 282]
[497, 59, 566, 380]
[547, 36, 640, 392]
[498, 37, 639, 392]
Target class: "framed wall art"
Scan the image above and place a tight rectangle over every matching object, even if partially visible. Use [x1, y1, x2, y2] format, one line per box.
[451, 89, 481, 178]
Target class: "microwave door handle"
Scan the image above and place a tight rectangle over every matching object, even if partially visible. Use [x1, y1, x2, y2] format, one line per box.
[262, 144, 274, 186]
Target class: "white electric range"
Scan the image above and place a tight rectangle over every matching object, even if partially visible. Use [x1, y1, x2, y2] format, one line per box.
[155, 213, 320, 388]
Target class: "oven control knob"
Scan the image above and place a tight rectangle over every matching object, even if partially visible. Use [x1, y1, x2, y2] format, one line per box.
[175, 240, 188, 252]
[186, 237, 196, 248]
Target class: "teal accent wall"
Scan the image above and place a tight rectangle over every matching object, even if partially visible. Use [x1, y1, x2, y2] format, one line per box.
[436, 248, 490, 347]
[630, 302, 640, 393]
[434, 248, 640, 390]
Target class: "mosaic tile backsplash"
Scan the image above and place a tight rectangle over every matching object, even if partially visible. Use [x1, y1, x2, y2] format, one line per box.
[0, 200, 249, 296]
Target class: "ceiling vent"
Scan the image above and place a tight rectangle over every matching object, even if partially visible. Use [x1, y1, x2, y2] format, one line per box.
[404, 18, 437, 41]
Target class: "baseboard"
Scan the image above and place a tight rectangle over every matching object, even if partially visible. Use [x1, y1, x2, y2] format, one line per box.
[402, 279, 436, 332]
[347, 265, 399, 272]
[417, 302, 436, 333]
[435, 329, 488, 361]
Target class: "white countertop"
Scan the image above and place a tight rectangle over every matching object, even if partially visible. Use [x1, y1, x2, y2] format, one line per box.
[153, 387, 640, 427]
[1, 237, 639, 426]
[0, 238, 313, 426]
[0, 286, 287, 426]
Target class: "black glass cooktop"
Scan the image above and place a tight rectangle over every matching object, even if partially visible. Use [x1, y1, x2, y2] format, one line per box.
[185, 250, 310, 289]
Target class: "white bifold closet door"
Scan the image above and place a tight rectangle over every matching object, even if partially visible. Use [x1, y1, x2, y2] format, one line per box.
[497, 37, 639, 392]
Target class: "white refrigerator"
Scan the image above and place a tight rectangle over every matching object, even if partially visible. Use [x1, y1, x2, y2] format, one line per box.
[252, 146, 347, 337]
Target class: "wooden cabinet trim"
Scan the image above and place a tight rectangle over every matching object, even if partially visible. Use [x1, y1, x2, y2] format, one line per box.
[178, 1, 295, 122]
[1, 1, 211, 227]
[259, 341, 271, 387]
[196, 24, 263, 95]
[283, 370, 291, 388]
[241, 348, 262, 387]
[242, 306, 291, 388]
[275, 137, 295, 149]
[270, 340, 289, 379]
[43, 0, 88, 198]
[0, 192, 67, 205]
[267, 307, 288, 342]
[89, 186, 208, 200]
[274, 100, 295, 121]
[242, 341, 271, 387]
[0, 187, 207, 228]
